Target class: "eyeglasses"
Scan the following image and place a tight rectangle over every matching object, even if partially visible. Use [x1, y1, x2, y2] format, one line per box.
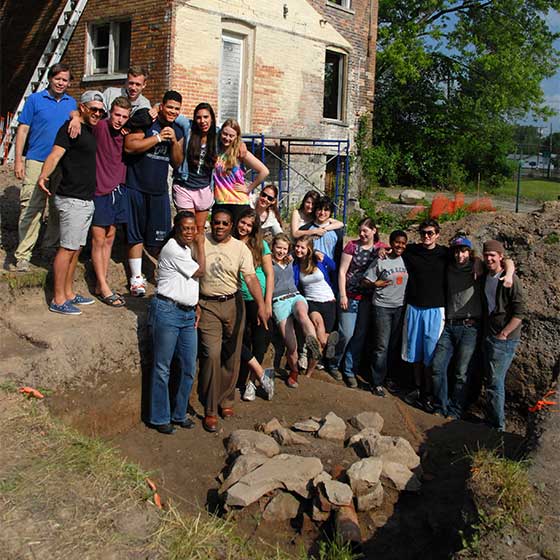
[420, 230, 436, 237]
[259, 192, 276, 202]
[212, 220, 231, 226]
[86, 106, 105, 115]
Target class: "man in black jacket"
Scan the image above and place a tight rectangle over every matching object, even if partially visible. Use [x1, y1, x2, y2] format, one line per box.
[482, 239, 525, 431]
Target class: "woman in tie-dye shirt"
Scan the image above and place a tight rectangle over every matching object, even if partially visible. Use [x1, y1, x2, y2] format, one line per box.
[212, 119, 269, 224]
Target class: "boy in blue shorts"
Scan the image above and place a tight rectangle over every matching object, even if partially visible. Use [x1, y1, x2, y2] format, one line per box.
[124, 91, 184, 296]
[401, 219, 447, 411]
[91, 96, 132, 306]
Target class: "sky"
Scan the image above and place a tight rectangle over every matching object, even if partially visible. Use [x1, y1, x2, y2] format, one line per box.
[522, 9, 560, 132]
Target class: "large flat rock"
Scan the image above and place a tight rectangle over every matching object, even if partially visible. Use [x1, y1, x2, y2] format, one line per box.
[225, 454, 323, 507]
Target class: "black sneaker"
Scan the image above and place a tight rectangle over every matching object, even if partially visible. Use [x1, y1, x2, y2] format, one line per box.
[154, 423, 176, 434]
[372, 385, 386, 398]
[404, 388, 421, 406]
[172, 417, 195, 429]
[422, 397, 435, 414]
[385, 379, 400, 394]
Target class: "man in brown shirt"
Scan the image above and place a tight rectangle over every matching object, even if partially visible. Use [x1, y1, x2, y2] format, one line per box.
[198, 209, 268, 432]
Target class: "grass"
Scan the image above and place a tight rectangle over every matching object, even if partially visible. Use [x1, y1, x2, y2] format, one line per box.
[460, 447, 533, 554]
[0, 388, 354, 560]
[484, 178, 560, 201]
[0, 268, 48, 290]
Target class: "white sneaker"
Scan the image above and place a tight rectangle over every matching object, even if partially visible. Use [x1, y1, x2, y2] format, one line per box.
[130, 275, 146, 297]
[242, 381, 256, 401]
[298, 347, 308, 371]
[261, 369, 275, 400]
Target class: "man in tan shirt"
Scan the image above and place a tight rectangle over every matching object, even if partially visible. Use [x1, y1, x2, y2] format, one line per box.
[198, 209, 268, 432]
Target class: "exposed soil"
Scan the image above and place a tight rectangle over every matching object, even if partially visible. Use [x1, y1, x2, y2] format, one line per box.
[1, 166, 558, 558]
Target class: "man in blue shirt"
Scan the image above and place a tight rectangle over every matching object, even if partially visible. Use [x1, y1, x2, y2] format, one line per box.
[12, 63, 77, 272]
[123, 91, 184, 296]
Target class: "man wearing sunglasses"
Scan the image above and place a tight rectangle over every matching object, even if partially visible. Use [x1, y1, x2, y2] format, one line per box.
[37, 91, 105, 315]
[401, 219, 448, 411]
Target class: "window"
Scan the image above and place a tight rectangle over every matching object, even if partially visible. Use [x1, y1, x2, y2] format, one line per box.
[87, 21, 131, 76]
[323, 50, 347, 121]
[328, 0, 352, 9]
[219, 21, 255, 129]
[219, 34, 243, 123]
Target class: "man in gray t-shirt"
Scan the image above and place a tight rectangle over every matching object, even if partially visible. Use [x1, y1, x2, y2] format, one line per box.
[364, 230, 409, 397]
[366, 255, 408, 308]
[103, 67, 151, 114]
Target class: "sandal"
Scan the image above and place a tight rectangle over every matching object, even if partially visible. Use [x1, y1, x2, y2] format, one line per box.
[98, 292, 125, 308]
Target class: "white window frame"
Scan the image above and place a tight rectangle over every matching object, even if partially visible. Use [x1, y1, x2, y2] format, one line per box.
[85, 21, 130, 79]
[219, 33, 244, 125]
[323, 49, 348, 122]
[327, 0, 352, 10]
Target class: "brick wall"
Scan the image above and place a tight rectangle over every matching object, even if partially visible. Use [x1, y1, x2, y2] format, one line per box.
[59, 0, 173, 105]
[1, 1, 66, 114]
[172, 0, 376, 198]
[307, 0, 377, 120]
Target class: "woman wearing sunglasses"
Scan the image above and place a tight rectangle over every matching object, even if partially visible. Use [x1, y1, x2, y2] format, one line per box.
[252, 184, 283, 242]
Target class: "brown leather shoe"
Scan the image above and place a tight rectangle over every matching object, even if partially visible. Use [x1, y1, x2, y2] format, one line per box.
[203, 415, 218, 432]
[220, 407, 234, 418]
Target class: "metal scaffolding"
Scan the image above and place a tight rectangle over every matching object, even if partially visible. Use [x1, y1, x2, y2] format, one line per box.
[242, 134, 351, 221]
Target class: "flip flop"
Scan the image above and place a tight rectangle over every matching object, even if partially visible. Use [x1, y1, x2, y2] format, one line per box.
[98, 292, 125, 308]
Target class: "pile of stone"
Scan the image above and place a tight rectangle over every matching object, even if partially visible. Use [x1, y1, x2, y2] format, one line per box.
[217, 411, 422, 540]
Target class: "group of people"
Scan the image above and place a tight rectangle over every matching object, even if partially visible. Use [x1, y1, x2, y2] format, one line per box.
[12, 63, 525, 436]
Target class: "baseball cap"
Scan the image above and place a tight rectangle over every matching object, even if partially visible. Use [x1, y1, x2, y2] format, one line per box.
[80, 90, 104, 104]
[450, 236, 472, 249]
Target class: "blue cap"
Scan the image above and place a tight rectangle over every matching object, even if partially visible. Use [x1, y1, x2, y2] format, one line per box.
[450, 236, 472, 249]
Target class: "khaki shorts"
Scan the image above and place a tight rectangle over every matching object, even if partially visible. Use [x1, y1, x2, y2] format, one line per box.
[54, 195, 94, 250]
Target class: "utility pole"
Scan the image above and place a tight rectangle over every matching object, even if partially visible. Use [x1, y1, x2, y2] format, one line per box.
[547, 122, 553, 180]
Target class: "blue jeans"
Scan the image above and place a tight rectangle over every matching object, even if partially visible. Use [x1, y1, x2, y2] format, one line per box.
[147, 297, 197, 426]
[337, 298, 371, 378]
[484, 335, 519, 431]
[431, 322, 479, 417]
[370, 305, 404, 386]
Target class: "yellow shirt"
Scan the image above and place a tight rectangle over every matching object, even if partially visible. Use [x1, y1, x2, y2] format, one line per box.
[200, 235, 256, 297]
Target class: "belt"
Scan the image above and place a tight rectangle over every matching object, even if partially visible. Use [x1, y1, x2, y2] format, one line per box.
[273, 292, 299, 303]
[200, 292, 237, 302]
[446, 318, 479, 326]
[156, 293, 196, 312]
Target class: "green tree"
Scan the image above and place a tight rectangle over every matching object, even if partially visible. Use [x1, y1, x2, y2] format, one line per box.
[370, 0, 560, 189]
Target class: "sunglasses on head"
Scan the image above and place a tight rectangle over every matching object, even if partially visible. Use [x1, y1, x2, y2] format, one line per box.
[212, 219, 231, 226]
[420, 230, 436, 237]
[260, 192, 275, 202]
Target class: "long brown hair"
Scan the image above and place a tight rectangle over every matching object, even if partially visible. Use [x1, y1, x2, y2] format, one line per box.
[218, 119, 242, 173]
[234, 207, 264, 268]
[295, 236, 318, 275]
[187, 102, 217, 173]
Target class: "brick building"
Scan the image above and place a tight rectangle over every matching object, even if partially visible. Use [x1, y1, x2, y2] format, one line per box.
[1, 0, 378, 202]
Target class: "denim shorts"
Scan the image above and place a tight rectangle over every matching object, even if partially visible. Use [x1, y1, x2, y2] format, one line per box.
[272, 294, 307, 324]
[54, 195, 94, 250]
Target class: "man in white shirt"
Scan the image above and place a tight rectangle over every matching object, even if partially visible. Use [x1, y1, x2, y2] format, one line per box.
[103, 66, 151, 114]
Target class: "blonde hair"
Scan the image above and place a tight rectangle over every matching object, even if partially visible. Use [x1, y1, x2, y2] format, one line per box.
[218, 119, 242, 173]
[272, 233, 292, 265]
[295, 236, 317, 275]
